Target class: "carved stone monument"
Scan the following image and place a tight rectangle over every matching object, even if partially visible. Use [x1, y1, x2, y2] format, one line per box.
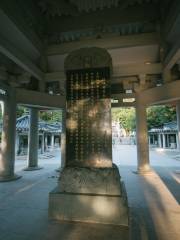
[49, 47, 129, 226]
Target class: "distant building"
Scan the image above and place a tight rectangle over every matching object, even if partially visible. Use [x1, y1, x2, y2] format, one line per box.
[0, 115, 62, 155]
[112, 121, 126, 138]
[148, 121, 178, 149]
[112, 121, 135, 145]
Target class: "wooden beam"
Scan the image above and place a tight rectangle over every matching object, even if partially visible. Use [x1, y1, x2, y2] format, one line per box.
[111, 79, 180, 107]
[45, 72, 65, 82]
[111, 93, 136, 107]
[112, 93, 136, 99]
[47, 32, 159, 56]
[47, 2, 159, 34]
[0, 34, 44, 81]
[164, 41, 180, 70]
[0, 4, 42, 56]
[16, 89, 65, 109]
[111, 102, 135, 108]
[113, 63, 162, 77]
[45, 62, 162, 85]
[163, 1, 180, 43]
[139, 80, 180, 106]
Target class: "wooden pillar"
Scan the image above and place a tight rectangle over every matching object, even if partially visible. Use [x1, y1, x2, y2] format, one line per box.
[136, 95, 151, 174]
[24, 108, 42, 171]
[0, 89, 21, 181]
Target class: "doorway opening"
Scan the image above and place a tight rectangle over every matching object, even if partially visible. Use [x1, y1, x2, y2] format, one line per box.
[111, 107, 137, 167]
[147, 104, 179, 167]
[15, 106, 62, 172]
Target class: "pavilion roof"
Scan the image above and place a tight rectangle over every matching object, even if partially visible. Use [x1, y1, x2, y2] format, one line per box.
[16, 115, 61, 133]
[149, 121, 177, 133]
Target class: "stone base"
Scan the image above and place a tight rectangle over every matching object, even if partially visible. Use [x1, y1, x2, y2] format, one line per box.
[49, 165, 129, 226]
[133, 166, 154, 175]
[23, 166, 43, 171]
[0, 174, 22, 182]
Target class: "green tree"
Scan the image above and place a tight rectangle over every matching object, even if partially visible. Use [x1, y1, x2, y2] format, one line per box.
[39, 110, 62, 123]
[112, 108, 136, 134]
[16, 106, 29, 118]
[112, 105, 177, 134]
[146, 105, 176, 129]
[15, 106, 62, 123]
[1, 104, 177, 130]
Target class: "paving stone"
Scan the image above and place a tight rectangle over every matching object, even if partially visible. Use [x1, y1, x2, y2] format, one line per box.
[0, 147, 179, 240]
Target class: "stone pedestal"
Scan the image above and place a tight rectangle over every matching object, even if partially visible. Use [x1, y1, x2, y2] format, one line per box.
[49, 165, 128, 225]
[49, 48, 129, 227]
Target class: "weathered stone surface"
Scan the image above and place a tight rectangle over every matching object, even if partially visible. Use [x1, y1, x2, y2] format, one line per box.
[49, 165, 129, 226]
[58, 165, 122, 195]
[49, 48, 129, 227]
[64, 47, 112, 70]
[0, 174, 21, 182]
[49, 191, 129, 226]
[66, 68, 112, 168]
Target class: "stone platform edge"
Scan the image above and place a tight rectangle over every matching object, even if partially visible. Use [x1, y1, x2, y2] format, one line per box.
[49, 165, 129, 226]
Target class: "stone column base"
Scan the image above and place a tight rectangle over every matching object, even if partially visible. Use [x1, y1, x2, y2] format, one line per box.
[49, 165, 129, 226]
[0, 174, 22, 182]
[23, 166, 43, 171]
[133, 166, 154, 175]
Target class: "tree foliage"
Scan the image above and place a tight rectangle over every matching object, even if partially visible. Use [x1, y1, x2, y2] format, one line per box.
[1, 104, 177, 131]
[15, 106, 62, 123]
[146, 105, 176, 129]
[16, 106, 29, 118]
[112, 108, 136, 134]
[112, 105, 177, 133]
[39, 110, 62, 123]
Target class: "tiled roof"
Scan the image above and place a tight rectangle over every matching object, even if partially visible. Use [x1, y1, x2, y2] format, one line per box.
[163, 121, 177, 131]
[16, 115, 61, 133]
[149, 121, 177, 133]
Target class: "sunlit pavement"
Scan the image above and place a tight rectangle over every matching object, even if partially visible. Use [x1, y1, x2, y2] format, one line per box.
[0, 148, 128, 240]
[114, 145, 180, 240]
[15, 148, 61, 172]
[0, 146, 179, 239]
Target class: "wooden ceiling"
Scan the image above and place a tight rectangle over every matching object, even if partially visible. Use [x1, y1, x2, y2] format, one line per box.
[37, 0, 160, 17]
[34, 0, 161, 44]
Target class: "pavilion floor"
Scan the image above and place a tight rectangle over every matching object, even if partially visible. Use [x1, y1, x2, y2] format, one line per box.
[0, 147, 179, 240]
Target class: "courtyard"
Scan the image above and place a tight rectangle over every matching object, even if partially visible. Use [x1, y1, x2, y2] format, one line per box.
[0, 146, 179, 240]
[1, 0, 180, 239]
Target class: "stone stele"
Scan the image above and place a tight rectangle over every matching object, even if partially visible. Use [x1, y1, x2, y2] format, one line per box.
[49, 47, 129, 227]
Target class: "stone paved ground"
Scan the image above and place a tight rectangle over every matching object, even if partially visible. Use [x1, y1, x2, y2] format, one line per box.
[114, 145, 180, 240]
[0, 149, 128, 240]
[0, 146, 179, 240]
